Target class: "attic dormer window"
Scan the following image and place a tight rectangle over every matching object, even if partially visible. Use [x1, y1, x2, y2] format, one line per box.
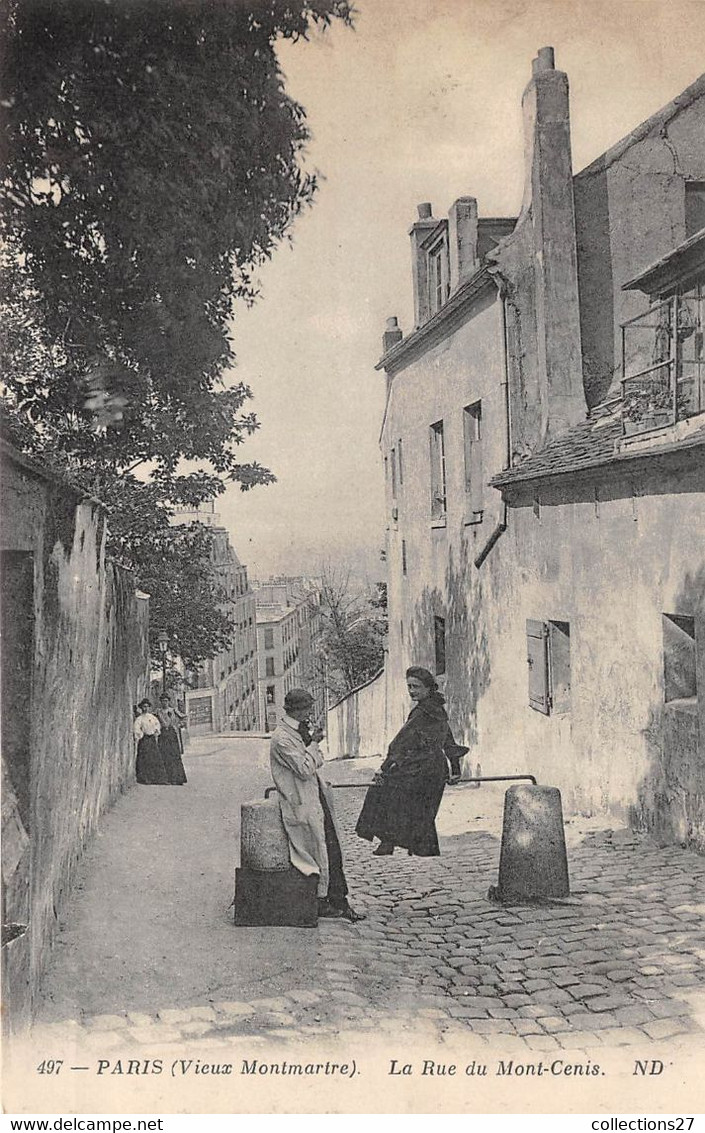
[429, 237, 450, 314]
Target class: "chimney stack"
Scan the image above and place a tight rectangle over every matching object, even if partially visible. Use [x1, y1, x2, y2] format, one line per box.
[522, 46, 585, 437]
[409, 203, 438, 327]
[532, 45, 555, 74]
[448, 197, 479, 290]
[382, 316, 403, 355]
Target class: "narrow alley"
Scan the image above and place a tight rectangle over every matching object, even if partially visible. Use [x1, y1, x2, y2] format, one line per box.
[6, 735, 705, 1114]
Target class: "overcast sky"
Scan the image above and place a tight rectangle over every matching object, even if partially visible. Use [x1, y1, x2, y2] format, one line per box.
[217, 0, 705, 584]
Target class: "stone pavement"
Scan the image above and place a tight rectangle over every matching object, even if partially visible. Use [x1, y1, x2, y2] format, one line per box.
[321, 763, 705, 1053]
[20, 745, 705, 1059]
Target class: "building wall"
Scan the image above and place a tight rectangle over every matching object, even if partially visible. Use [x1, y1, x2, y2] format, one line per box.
[1, 449, 149, 1028]
[186, 528, 259, 734]
[382, 291, 506, 741]
[299, 596, 325, 722]
[257, 611, 290, 732]
[326, 667, 388, 760]
[482, 462, 704, 848]
[574, 81, 705, 407]
[256, 582, 324, 732]
[384, 411, 704, 848]
[378, 57, 705, 850]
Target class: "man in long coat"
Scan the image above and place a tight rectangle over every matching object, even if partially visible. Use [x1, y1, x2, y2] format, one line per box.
[270, 688, 364, 922]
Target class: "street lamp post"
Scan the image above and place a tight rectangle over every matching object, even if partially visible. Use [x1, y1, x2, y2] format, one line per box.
[158, 630, 168, 696]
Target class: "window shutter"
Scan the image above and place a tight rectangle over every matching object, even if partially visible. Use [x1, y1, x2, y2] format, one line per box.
[526, 619, 550, 714]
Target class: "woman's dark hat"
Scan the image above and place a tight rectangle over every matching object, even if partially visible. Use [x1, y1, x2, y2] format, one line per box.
[405, 666, 438, 690]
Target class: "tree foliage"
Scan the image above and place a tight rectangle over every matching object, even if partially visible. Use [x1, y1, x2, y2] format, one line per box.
[318, 564, 387, 702]
[0, 0, 353, 663]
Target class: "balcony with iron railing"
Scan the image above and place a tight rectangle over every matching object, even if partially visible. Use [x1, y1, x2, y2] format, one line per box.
[621, 284, 704, 437]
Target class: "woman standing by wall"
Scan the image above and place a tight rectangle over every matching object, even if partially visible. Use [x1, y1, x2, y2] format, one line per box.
[156, 694, 187, 784]
[134, 699, 169, 785]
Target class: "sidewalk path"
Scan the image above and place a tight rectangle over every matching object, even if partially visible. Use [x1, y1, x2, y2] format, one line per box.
[33, 736, 337, 1039]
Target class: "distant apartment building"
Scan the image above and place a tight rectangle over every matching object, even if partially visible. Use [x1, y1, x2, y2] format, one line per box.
[174, 504, 259, 735]
[255, 578, 324, 732]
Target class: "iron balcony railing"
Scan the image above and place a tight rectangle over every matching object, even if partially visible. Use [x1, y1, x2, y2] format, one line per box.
[621, 284, 704, 437]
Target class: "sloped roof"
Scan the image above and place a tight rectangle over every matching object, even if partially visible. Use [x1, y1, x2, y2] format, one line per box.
[622, 227, 705, 295]
[490, 407, 705, 489]
[575, 71, 705, 182]
[491, 412, 622, 487]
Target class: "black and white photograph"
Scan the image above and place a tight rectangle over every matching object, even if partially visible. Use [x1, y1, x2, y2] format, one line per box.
[1, 0, 704, 1120]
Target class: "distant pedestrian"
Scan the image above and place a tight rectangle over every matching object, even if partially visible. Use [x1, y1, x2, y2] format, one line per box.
[156, 694, 187, 785]
[133, 699, 170, 785]
[355, 666, 452, 856]
[270, 688, 364, 922]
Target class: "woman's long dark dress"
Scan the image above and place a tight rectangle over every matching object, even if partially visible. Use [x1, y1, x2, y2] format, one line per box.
[157, 709, 187, 785]
[136, 734, 170, 785]
[355, 692, 450, 856]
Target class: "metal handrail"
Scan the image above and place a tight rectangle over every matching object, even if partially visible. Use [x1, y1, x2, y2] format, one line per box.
[264, 773, 536, 799]
[459, 774, 537, 786]
[620, 297, 673, 328]
[621, 359, 674, 383]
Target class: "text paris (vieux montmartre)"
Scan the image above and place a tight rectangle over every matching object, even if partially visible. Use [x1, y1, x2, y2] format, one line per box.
[94, 1059, 358, 1078]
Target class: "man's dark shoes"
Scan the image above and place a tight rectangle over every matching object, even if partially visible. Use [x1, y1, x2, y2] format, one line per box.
[317, 898, 343, 919]
[340, 903, 365, 923]
[373, 841, 394, 856]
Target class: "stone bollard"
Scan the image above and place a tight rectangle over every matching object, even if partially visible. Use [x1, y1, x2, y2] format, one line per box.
[489, 784, 570, 903]
[233, 793, 318, 927]
[240, 797, 291, 871]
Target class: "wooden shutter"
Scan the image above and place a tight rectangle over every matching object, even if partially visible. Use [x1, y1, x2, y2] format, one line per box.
[526, 619, 550, 714]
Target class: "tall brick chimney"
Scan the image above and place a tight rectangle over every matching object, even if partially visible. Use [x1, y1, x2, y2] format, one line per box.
[521, 46, 585, 438]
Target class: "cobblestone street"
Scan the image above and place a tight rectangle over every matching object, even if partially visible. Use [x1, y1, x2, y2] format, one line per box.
[323, 761, 705, 1052]
[9, 738, 705, 1112]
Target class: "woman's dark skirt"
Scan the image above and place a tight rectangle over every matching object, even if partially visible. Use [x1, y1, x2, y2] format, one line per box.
[158, 726, 188, 785]
[136, 734, 170, 785]
[355, 769, 446, 856]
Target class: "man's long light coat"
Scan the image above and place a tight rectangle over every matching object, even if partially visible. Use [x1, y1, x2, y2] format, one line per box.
[269, 717, 341, 898]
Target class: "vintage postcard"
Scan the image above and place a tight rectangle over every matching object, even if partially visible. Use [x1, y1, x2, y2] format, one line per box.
[2, 0, 704, 1120]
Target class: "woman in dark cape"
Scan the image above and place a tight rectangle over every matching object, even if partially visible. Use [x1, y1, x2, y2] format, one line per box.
[156, 694, 187, 785]
[355, 666, 455, 857]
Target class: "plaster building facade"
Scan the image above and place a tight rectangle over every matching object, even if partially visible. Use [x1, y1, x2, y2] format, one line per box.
[0, 442, 150, 1030]
[181, 509, 259, 735]
[255, 578, 324, 732]
[376, 49, 705, 850]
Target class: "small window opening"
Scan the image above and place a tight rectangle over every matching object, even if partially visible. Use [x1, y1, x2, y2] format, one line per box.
[463, 401, 483, 522]
[430, 421, 447, 521]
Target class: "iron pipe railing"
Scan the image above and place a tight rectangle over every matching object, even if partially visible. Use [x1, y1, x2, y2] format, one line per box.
[264, 773, 536, 799]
